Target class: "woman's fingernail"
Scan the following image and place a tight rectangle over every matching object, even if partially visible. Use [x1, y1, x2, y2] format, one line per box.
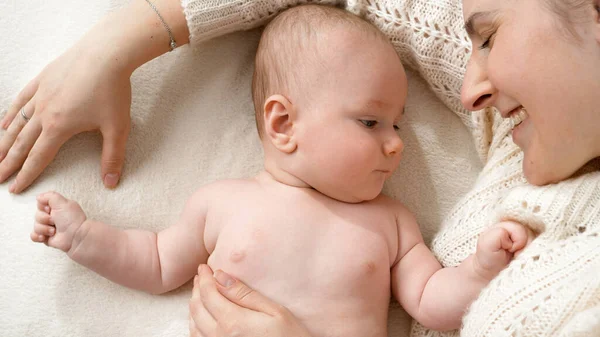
[9, 182, 16, 193]
[104, 173, 120, 188]
[214, 270, 236, 287]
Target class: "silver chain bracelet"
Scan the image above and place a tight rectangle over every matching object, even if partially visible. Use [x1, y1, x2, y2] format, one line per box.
[144, 0, 177, 51]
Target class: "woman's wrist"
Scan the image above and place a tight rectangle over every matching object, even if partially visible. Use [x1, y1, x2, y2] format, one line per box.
[79, 0, 190, 76]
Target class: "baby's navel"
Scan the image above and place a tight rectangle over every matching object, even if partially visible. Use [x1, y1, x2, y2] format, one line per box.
[229, 249, 246, 263]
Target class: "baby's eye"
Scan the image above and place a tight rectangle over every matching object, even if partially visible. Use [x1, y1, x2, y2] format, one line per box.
[393, 124, 400, 131]
[360, 120, 378, 128]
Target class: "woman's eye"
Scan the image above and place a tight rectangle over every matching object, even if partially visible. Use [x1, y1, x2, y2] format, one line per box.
[478, 33, 495, 50]
[360, 120, 378, 128]
[479, 38, 490, 49]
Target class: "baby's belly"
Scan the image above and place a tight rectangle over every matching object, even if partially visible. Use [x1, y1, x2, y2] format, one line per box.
[207, 225, 393, 337]
[208, 259, 390, 337]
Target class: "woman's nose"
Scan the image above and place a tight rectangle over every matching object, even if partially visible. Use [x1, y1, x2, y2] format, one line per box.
[384, 133, 404, 157]
[461, 59, 497, 111]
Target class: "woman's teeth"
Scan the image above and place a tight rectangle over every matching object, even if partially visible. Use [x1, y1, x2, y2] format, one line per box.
[510, 107, 528, 129]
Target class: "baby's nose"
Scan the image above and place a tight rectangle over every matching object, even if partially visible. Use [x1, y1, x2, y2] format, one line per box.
[384, 135, 404, 157]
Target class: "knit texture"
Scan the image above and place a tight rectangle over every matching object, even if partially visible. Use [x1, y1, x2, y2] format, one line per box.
[411, 113, 600, 337]
[180, 0, 600, 336]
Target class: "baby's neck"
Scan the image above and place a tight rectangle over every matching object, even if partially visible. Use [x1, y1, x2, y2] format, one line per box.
[257, 166, 312, 190]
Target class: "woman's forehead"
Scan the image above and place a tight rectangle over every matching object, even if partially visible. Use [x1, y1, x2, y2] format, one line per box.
[462, 0, 524, 34]
[462, 0, 516, 15]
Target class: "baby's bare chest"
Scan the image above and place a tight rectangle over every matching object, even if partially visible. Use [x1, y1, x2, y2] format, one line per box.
[206, 201, 397, 308]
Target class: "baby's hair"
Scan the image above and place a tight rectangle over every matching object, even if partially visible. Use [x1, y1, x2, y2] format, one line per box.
[252, 4, 390, 138]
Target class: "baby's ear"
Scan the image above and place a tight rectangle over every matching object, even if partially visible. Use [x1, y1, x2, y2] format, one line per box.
[263, 94, 297, 153]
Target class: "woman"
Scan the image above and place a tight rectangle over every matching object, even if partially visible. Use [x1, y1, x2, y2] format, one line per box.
[2, 0, 599, 336]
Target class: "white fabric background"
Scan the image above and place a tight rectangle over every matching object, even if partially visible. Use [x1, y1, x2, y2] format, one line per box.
[0, 1, 481, 336]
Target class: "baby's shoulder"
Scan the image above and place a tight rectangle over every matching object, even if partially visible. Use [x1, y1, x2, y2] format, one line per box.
[368, 194, 413, 215]
[187, 178, 260, 204]
[367, 195, 418, 231]
[196, 178, 259, 196]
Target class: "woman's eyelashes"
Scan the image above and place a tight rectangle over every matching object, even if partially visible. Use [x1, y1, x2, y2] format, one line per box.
[478, 31, 496, 50]
[479, 37, 491, 49]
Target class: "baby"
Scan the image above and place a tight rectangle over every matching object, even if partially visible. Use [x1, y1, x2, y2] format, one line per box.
[31, 5, 531, 336]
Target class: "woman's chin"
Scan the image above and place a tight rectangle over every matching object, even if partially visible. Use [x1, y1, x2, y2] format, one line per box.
[522, 156, 569, 186]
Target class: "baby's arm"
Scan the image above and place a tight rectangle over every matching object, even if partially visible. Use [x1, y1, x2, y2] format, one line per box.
[390, 206, 531, 331]
[31, 189, 211, 294]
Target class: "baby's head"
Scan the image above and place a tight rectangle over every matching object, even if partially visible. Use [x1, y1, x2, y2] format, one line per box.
[253, 4, 408, 203]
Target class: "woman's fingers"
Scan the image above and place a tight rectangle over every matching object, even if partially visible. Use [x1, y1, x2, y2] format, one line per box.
[191, 265, 312, 337]
[10, 130, 68, 193]
[0, 106, 42, 185]
[100, 124, 130, 189]
[196, 265, 286, 320]
[196, 265, 237, 321]
[189, 314, 204, 337]
[188, 309, 215, 337]
[214, 269, 285, 316]
[190, 275, 217, 337]
[2, 77, 39, 129]
[0, 100, 35, 163]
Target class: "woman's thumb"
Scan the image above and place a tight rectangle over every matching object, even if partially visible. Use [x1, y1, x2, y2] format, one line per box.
[213, 270, 283, 316]
[101, 127, 129, 189]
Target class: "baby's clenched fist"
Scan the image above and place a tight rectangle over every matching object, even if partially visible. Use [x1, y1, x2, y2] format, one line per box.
[473, 221, 535, 281]
[31, 191, 87, 253]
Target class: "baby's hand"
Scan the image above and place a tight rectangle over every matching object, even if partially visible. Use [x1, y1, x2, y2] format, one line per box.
[473, 221, 534, 280]
[31, 191, 87, 253]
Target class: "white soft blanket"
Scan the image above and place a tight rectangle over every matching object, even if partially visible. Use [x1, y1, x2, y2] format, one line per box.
[0, 1, 482, 336]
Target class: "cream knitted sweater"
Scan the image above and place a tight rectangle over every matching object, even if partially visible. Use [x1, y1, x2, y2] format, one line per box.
[181, 0, 600, 336]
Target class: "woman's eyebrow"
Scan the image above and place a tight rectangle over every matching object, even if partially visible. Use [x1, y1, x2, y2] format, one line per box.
[464, 10, 499, 36]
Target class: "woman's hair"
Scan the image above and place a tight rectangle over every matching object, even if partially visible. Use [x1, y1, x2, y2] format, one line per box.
[544, 0, 597, 39]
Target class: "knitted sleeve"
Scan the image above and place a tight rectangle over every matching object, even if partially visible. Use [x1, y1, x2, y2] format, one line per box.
[180, 0, 493, 162]
[181, 0, 347, 43]
[409, 117, 600, 337]
[458, 171, 600, 336]
[461, 230, 600, 336]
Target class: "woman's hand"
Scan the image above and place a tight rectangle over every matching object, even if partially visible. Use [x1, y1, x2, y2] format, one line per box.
[189, 264, 313, 337]
[0, 0, 190, 194]
[0, 44, 132, 193]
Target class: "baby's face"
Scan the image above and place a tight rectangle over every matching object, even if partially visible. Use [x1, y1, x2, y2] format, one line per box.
[293, 31, 408, 203]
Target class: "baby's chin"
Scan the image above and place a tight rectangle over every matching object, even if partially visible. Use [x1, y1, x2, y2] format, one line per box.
[320, 187, 383, 204]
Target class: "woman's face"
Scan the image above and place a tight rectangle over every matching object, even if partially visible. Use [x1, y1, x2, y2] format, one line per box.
[461, 0, 600, 185]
